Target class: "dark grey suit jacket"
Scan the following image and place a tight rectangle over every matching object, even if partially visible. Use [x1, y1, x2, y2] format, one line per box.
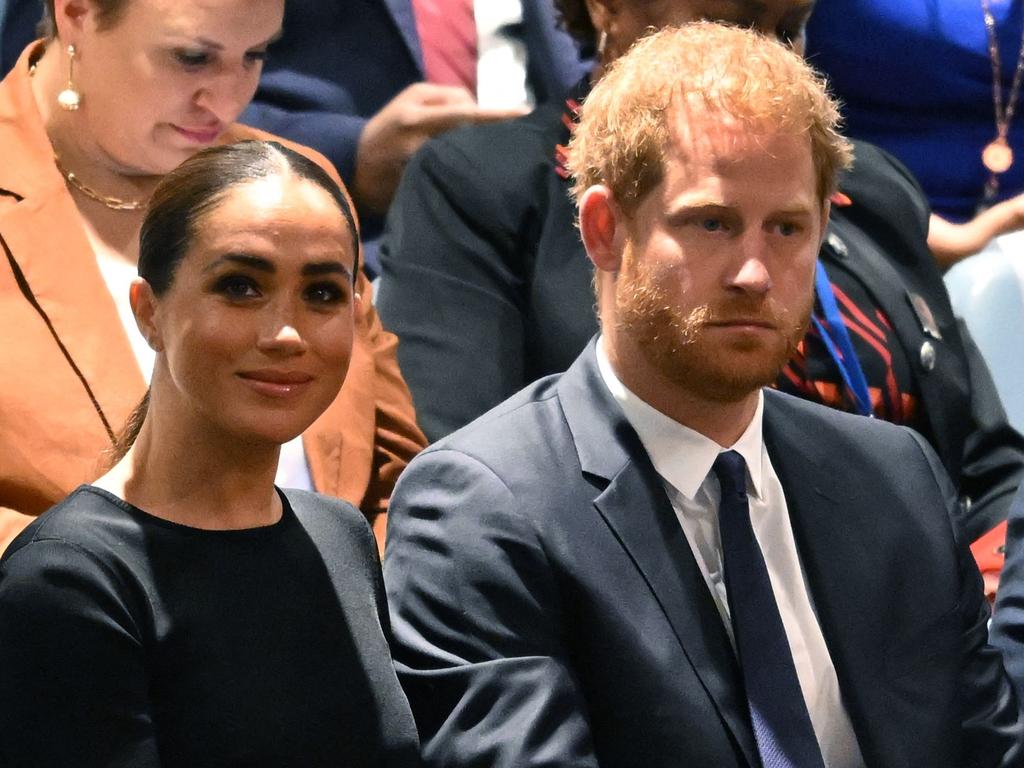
[383, 342, 1023, 767]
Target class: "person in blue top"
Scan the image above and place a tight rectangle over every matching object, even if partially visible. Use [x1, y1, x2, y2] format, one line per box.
[806, 0, 1024, 266]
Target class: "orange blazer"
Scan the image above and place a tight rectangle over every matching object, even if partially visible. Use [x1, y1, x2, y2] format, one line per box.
[0, 44, 426, 550]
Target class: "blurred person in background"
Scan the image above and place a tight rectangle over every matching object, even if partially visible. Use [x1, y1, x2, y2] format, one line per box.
[806, 1, 1024, 447]
[239, 0, 588, 274]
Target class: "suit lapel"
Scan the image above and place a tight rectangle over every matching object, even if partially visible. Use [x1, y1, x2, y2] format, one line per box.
[763, 393, 888, 766]
[379, 0, 425, 75]
[559, 343, 759, 766]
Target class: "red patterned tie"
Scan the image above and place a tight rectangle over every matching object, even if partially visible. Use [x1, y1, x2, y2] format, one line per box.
[411, 0, 478, 94]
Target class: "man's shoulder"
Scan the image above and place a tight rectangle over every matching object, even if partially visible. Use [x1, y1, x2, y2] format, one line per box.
[764, 388, 936, 471]
[422, 373, 570, 466]
[412, 101, 566, 182]
[765, 388, 917, 441]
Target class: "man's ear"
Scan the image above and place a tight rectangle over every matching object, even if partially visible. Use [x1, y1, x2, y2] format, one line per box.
[52, 0, 95, 39]
[130, 278, 163, 352]
[579, 184, 626, 275]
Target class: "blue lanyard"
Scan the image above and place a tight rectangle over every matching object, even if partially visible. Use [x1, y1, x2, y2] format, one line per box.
[811, 261, 873, 417]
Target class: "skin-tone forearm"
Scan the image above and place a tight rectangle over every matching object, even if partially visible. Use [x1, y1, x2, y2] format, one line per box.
[0, 509, 37, 556]
[352, 83, 525, 216]
[929, 194, 1024, 269]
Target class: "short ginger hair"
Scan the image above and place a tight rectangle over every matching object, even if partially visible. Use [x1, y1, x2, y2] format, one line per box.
[567, 22, 853, 213]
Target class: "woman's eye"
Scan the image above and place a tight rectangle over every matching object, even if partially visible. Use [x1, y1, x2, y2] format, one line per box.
[174, 49, 211, 69]
[701, 218, 724, 232]
[213, 275, 260, 300]
[304, 282, 346, 306]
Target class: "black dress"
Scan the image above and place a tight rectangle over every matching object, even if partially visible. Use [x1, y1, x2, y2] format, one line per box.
[0, 485, 420, 767]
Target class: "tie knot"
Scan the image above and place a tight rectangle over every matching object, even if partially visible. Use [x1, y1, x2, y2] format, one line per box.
[712, 450, 748, 501]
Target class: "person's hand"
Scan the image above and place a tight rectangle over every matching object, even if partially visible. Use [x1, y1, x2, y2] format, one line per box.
[351, 82, 527, 216]
[929, 193, 1024, 269]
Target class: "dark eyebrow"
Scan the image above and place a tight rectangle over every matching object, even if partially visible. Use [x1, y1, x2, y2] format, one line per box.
[204, 253, 353, 282]
[303, 262, 353, 282]
[204, 253, 275, 273]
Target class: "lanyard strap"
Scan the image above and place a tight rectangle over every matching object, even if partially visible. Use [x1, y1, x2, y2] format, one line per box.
[811, 261, 873, 417]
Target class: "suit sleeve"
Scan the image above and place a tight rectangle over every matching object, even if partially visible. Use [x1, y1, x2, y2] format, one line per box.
[383, 449, 599, 768]
[990, 489, 1024, 701]
[354, 274, 428, 523]
[955, 316, 1024, 542]
[0, 539, 161, 767]
[908, 431, 1024, 767]
[376, 134, 535, 442]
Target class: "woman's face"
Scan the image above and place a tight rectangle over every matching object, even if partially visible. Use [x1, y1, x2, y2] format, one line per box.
[143, 172, 358, 447]
[61, 0, 283, 174]
[595, 0, 815, 60]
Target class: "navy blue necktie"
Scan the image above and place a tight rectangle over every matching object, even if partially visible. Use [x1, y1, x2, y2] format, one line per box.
[713, 451, 826, 768]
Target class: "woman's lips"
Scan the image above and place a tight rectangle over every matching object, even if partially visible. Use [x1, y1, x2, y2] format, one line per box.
[172, 124, 223, 144]
[237, 370, 315, 398]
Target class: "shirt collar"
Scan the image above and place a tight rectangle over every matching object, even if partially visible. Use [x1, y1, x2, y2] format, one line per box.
[595, 337, 766, 501]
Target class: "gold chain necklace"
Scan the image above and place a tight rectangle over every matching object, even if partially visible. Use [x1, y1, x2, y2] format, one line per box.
[29, 58, 148, 212]
[54, 156, 147, 211]
[981, 0, 1024, 200]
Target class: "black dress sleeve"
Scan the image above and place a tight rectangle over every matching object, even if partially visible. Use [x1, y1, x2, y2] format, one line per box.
[0, 538, 162, 767]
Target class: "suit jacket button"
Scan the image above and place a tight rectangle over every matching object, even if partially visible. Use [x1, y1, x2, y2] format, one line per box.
[920, 340, 936, 371]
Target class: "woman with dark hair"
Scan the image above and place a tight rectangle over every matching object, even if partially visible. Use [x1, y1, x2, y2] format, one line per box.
[0, 140, 420, 767]
[0, 0, 426, 554]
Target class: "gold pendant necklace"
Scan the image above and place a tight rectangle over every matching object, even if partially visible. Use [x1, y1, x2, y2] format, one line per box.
[981, 0, 1024, 199]
[54, 156, 147, 212]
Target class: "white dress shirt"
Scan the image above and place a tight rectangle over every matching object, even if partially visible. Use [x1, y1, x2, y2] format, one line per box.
[596, 339, 865, 768]
[474, 0, 531, 109]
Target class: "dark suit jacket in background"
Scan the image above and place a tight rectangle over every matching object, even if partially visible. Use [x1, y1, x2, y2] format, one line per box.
[0, 0, 35, 75]
[383, 342, 1024, 767]
[239, 0, 587, 273]
[377, 100, 1024, 545]
[991, 485, 1024, 701]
